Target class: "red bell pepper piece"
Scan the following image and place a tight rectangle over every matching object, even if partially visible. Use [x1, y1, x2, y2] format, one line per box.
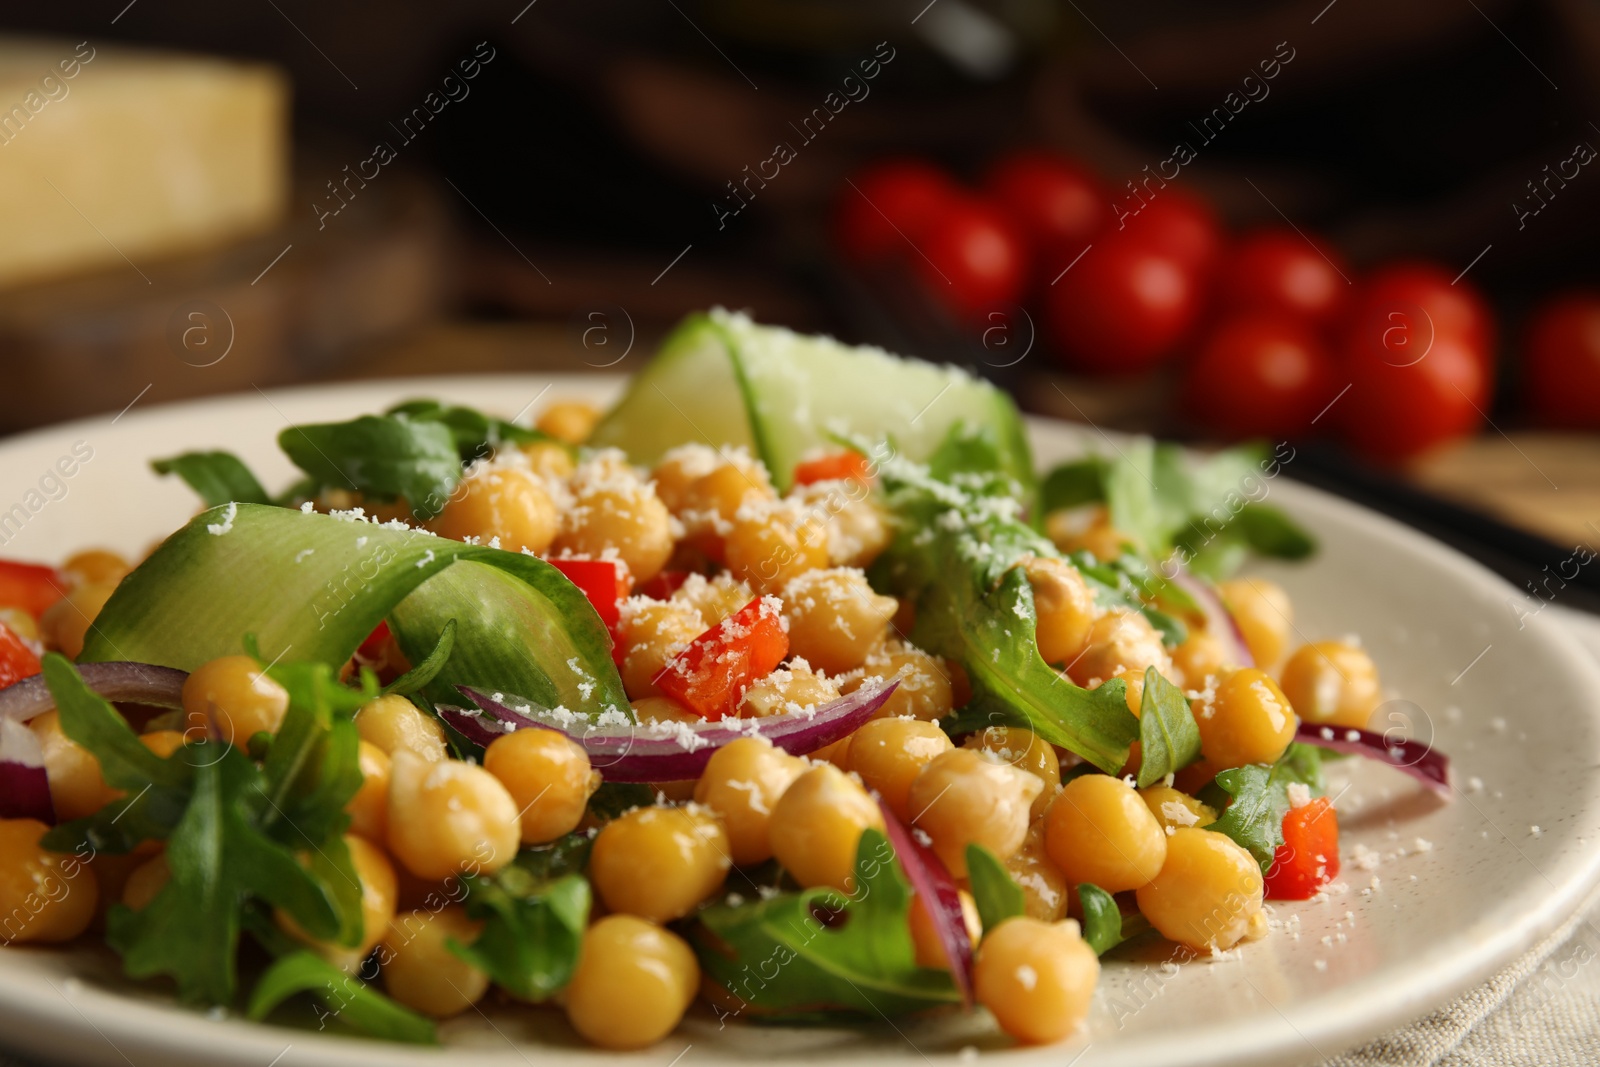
[356, 621, 392, 665]
[1264, 797, 1340, 900]
[653, 596, 789, 720]
[0, 560, 68, 618]
[636, 569, 691, 601]
[792, 450, 872, 487]
[0, 621, 42, 688]
[549, 558, 632, 629]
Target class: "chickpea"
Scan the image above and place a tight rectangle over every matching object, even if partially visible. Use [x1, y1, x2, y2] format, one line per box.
[386, 752, 520, 880]
[1113, 668, 1146, 716]
[347, 741, 390, 843]
[1135, 827, 1263, 952]
[40, 581, 115, 659]
[672, 571, 753, 628]
[909, 749, 1041, 877]
[779, 568, 897, 675]
[182, 655, 290, 748]
[589, 805, 730, 922]
[847, 718, 953, 823]
[631, 695, 700, 724]
[553, 464, 675, 584]
[651, 444, 727, 516]
[1005, 822, 1070, 922]
[535, 400, 601, 445]
[973, 917, 1099, 1045]
[1020, 556, 1099, 666]
[314, 488, 412, 524]
[63, 549, 130, 588]
[676, 456, 774, 527]
[139, 730, 186, 759]
[0, 819, 97, 942]
[1217, 577, 1294, 668]
[1279, 640, 1381, 730]
[1195, 668, 1297, 770]
[430, 466, 558, 555]
[616, 599, 704, 701]
[483, 728, 599, 845]
[380, 904, 488, 1017]
[278, 834, 397, 972]
[122, 853, 169, 911]
[693, 737, 808, 865]
[963, 726, 1061, 821]
[565, 915, 699, 1050]
[723, 503, 829, 594]
[355, 694, 449, 762]
[29, 710, 116, 821]
[1048, 505, 1130, 562]
[850, 641, 955, 722]
[739, 662, 840, 719]
[768, 764, 885, 892]
[1044, 773, 1166, 893]
[1066, 610, 1172, 687]
[808, 487, 893, 570]
[1139, 784, 1217, 831]
[909, 889, 981, 970]
[519, 440, 575, 482]
[0, 607, 39, 644]
[1172, 629, 1231, 689]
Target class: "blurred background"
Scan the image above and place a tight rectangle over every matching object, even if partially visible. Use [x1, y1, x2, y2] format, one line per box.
[3, 0, 1600, 548]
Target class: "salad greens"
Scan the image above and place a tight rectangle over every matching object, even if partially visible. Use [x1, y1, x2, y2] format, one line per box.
[247, 949, 437, 1044]
[151, 452, 272, 509]
[964, 844, 1025, 934]
[1204, 743, 1327, 871]
[1076, 883, 1125, 956]
[1134, 665, 1202, 789]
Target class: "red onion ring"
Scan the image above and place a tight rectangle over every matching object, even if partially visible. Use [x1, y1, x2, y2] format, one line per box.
[876, 798, 974, 1008]
[0, 662, 189, 723]
[1295, 721, 1452, 796]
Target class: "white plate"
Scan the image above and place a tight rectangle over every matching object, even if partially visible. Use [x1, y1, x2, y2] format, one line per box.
[1, 375, 1597, 1067]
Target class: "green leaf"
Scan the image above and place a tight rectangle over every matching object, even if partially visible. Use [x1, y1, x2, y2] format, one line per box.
[1135, 666, 1202, 788]
[278, 414, 461, 520]
[151, 451, 272, 508]
[691, 828, 958, 1018]
[586, 781, 655, 821]
[1236, 504, 1316, 560]
[1037, 456, 1108, 516]
[384, 399, 552, 460]
[382, 618, 456, 696]
[1077, 883, 1123, 955]
[964, 844, 1024, 935]
[1207, 744, 1326, 871]
[247, 950, 437, 1044]
[451, 852, 591, 1000]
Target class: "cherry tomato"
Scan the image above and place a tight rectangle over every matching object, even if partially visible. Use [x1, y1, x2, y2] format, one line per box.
[1523, 293, 1600, 427]
[1115, 187, 1224, 276]
[914, 197, 1029, 322]
[1181, 313, 1338, 439]
[1220, 228, 1350, 327]
[983, 150, 1109, 278]
[834, 159, 959, 265]
[1264, 797, 1340, 901]
[1338, 328, 1488, 462]
[1347, 262, 1495, 363]
[1045, 232, 1202, 375]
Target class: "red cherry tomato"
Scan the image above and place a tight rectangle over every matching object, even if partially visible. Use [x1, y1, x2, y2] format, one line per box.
[834, 159, 959, 265]
[1045, 233, 1202, 375]
[1264, 797, 1340, 900]
[1181, 313, 1338, 439]
[1347, 262, 1495, 363]
[983, 150, 1109, 278]
[1115, 188, 1224, 276]
[914, 198, 1029, 322]
[1523, 293, 1600, 427]
[1220, 228, 1351, 327]
[1338, 328, 1488, 462]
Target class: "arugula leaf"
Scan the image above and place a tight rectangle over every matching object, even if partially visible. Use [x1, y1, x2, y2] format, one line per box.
[586, 781, 655, 821]
[450, 839, 592, 1000]
[1135, 666, 1202, 788]
[1207, 743, 1326, 870]
[1077, 883, 1123, 955]
[151, 451, 272, 508]
[279, 414, 461, 520]
[385, 399, 552, 460]
[1037, 456, 1108, 516]
[1235, 504, 1316, 560]
[247, 950, 436, 1044]
[964, 844, 1024, 935]
[691, 828, 959, 1018]
[382, 619, 456, 697]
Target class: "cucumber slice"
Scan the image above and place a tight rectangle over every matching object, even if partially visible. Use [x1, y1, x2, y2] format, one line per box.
[589, 308, 1033, 491]
[79, 504, 628, 718]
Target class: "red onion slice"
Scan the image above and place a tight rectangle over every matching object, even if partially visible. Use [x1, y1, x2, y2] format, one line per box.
[1170, 571, 1253, 668]
[0, 718, 54, 823]
[876, 798, 973, 1008]
[1296, 721, 1452, 796]
[444, 681, 898, 782]
[0, 662, 189, 724]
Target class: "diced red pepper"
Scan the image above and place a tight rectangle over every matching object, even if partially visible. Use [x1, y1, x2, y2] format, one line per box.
[1264, 797, 1340, 900]
[0, 621, 42, 689]
[0, 560, 68, 619]
[549, 557, 632, 629]
[653, 596, 789, 720]
[636, 569, 691, 601]
[792, 450, 872, 487]
[356, 621, 392, 665]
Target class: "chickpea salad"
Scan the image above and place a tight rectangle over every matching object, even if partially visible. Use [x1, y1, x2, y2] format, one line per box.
[0, 309, 1450, 1051]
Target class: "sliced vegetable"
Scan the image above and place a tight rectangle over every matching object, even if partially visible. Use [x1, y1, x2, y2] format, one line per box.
[1296, 721, 1451, 796]
[0, 621, 40, 690]
[589, 309, 1033, 492]
[1264, 797, 1341, 900]
[0, 661, 187, 724]
[792, 450, 872, 487]
[654, 597, 789, 721]
[246, 950, 437, 1044]
[878, 799, 973, 1007]
[447, 681, 897, 782]
[1170, 571, 1253, 668]
[0, 718, 53, 823]
[451, 836, 592, 1001]
[547, 558, 631, 629]
[1134, 665, 1201, 788]
[0, 560, 67, 618]
[380, 619, 455, 697]
[151, 451, 272, 508]
[964, 843, 1025, 935]
[279, 414, 461, 520]
[1206, 743, 1326, 871]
